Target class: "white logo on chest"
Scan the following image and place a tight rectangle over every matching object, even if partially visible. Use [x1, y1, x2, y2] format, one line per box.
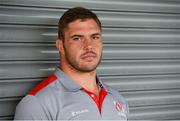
[71, 109, 89, 117]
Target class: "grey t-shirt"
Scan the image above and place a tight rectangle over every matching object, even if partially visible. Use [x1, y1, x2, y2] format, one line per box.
[14, 68, 129, 120]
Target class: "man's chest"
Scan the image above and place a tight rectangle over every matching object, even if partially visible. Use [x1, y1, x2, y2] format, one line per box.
[54, 91, 128, 120]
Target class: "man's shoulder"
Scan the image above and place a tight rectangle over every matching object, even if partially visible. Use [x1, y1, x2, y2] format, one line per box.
[15, 74, 61, 115]
[105, 84, 129, 116]
[28, 74, 58, 96]
[105, 84, 127, 103]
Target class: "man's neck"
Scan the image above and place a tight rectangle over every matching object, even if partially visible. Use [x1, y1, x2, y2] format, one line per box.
[60, 66, 99, 96]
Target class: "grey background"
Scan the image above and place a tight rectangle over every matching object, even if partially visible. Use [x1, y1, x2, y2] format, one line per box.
[0, 0, 180, 120]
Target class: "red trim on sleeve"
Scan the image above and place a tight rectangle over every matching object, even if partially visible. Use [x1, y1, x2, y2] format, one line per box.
[28, 74, 57, 96]
[82, 87, 107, 113]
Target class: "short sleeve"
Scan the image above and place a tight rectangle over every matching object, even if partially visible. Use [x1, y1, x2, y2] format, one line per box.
[14, 95, 49, 120]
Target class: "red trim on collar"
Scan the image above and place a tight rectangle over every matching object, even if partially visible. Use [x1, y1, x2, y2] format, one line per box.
[28, 74, 57, 96]
[82, 87, 107, 113]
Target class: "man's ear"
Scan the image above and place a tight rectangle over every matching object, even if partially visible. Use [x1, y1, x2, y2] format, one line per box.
[56, 39, 64, 55]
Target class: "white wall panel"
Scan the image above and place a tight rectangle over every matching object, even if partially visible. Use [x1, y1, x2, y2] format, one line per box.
[0, 0, 180, 120]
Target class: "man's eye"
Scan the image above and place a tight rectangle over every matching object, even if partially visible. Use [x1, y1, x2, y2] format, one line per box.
[72, 37, 81, 41]
[92, 36, 100, 40]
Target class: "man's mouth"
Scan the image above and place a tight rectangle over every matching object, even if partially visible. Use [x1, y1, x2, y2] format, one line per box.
[81, 52, 97, 61]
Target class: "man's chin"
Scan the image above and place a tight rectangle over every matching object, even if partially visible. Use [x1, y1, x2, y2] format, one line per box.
[77, 60, 101, 72]
[77, 65, 98, 72]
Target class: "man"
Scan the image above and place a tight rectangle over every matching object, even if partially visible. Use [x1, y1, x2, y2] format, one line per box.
[14, 7, 129, 120]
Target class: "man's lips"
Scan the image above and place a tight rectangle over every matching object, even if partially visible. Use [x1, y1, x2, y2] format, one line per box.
[81, 52, 97, 60]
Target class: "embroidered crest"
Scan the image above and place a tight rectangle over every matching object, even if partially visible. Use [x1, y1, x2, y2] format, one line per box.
[113, 101, 122, 112]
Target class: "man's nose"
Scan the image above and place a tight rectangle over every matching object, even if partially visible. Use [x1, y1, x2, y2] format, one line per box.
[83, 37, 93, 50]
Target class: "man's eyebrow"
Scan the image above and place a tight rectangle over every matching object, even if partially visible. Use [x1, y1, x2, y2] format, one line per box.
[70, 33, 101, 38]
[92, 33, 101, 36]
[70, 34, 83, 38]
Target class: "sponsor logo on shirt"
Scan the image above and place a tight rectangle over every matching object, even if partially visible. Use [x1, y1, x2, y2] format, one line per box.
[113, 100, 127, 118]
[113, 100, 122, 112]
[71, 109, 89, 117]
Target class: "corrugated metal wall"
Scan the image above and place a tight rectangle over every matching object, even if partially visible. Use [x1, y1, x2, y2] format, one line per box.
[0, 0, 180, 120]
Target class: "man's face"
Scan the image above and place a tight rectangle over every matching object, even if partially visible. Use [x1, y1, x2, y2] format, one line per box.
[61, 19, 103, 72]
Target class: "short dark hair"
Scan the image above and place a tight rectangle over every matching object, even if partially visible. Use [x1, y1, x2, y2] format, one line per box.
[58, 7, 101, 40]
